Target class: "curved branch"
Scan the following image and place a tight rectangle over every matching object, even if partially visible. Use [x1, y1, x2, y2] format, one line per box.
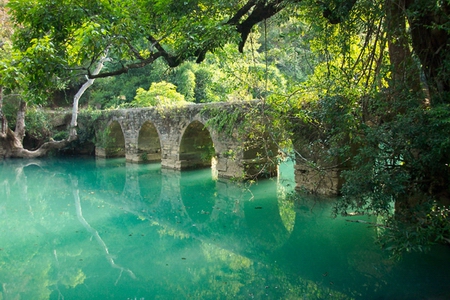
[91, 1, 289, 78]
[228, 0, 289, 52]
[88, 36, 182, 79]
[10, 133, 72, 158]
[87, 55, 161, 79]
[227, 0, 257, 25]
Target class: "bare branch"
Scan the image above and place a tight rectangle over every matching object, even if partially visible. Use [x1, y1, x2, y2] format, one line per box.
[226, 0, 257, 25]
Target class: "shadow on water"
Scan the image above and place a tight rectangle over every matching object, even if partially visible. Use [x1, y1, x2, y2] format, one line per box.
[0, 157, 449, 299]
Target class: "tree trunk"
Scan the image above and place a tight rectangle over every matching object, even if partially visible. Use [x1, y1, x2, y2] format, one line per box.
[1, 50, 109, 158]
[405, 0, 450, 102]
[14, 100, 26, 144]
[71, 175, 136, 281]
[69, 51, 108, 140]
[385, 0, 422, 94]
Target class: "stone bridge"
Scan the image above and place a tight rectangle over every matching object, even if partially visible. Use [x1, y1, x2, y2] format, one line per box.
[94, 101, 342, 195]
[94, 101, 278, 180]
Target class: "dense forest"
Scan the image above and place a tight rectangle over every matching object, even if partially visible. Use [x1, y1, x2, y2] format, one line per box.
[1, 0, 450, 258]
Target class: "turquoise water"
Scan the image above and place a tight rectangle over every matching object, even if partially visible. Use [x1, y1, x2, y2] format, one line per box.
[0, 157, 449, 300]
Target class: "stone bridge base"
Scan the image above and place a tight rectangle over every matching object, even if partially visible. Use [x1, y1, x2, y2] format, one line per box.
[294, 163, 342, 195]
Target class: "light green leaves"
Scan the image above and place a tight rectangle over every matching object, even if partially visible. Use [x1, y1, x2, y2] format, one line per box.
[133, 81, 186, 107]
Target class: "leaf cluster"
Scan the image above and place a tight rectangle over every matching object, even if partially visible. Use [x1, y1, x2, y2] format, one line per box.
[132, 81, 186, 107]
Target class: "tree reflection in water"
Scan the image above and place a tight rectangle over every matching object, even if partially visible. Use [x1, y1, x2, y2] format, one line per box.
[0, 157, 448, 299]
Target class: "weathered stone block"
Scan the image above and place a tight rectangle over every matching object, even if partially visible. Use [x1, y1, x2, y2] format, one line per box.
[95, 147, 106, 158]
[294, 163, 342, 196]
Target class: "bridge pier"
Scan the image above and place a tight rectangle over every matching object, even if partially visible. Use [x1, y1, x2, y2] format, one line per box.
[0, 140, 5, 160]
[292, 121, 344, 195]
[214, 156, 246, 179]
[294, 162, 342, 195]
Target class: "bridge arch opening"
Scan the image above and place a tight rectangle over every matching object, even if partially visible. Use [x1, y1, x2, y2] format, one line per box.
[98, 121, 126, 158]
[138, 121, 161, 163]
[179, 120, 215, 169]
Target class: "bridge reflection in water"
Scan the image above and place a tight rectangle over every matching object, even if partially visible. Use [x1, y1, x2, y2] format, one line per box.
[0, 158, 449, 299]
[90, 158, 450, 299]
[95, 158, 293, 257]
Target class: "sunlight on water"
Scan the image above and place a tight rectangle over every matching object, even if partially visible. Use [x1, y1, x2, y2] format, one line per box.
[0, 157, 449, 299]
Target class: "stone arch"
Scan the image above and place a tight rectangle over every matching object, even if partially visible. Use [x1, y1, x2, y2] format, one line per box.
[96, 120, 126, 158]
[137, 121, 162, 163]
[179, 120, 215, 169]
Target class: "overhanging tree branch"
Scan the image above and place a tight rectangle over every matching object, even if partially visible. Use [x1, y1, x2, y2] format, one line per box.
[227, 0, 290, 52]
[87, 1, 292, 79]
[87, 35, 182, 79]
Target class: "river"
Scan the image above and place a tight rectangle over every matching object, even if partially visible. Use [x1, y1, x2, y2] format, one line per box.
[0, 157, 449, 299]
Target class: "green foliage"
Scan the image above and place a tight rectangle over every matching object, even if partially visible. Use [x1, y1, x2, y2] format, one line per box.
[4, 0, 242, 102]
[171, 63, 196, 102]
[87, 61, 169, 108]
[132, 81, 186, 107]
[1, 93, 20, 128]
[71, 107, 105, 150]
[268, 0, 450, 258]
[93, 122, 112, 148]
[192, 67, 214, 103]
[200, 144, 215, 162]
[25, 107, 52, 141]
[321, 86, 450, 259]
[86, 24, 296, 106]
[203, 105, 243, 136]
[378, 202, 450, 260]
[204, 39, 288, 101]
[140, 151, 148, 162]
[52, 130, 68, 141]
[3, 33, 67, 103]
[87, 59, 220, 107]
[338, 99, 450, 212]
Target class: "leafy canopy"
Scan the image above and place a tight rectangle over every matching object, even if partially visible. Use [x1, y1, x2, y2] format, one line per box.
[4, 0, 246, 97]
[133, 81, 186, 107]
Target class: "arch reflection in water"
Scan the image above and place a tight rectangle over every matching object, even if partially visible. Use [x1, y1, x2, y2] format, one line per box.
[180, 169, 217, 224]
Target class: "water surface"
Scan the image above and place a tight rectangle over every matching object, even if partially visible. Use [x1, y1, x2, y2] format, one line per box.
[0, 157, 449, 299]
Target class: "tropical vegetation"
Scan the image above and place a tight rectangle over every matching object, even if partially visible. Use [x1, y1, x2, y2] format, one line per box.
[1, 0, 449, 258]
